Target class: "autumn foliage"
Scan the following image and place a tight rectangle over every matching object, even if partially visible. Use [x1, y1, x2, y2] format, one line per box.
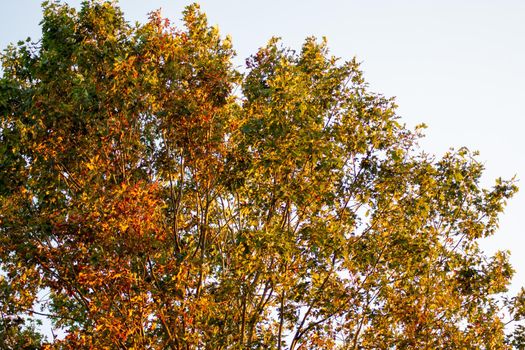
[1, 1, 525, 349]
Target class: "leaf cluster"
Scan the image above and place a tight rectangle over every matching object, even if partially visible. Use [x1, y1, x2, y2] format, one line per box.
[0, 1, 522, 349]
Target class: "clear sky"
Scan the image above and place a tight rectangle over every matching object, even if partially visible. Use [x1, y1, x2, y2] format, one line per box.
[2, 0, 524, 295]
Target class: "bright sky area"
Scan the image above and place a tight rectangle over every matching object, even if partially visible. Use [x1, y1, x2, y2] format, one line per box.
[2, 0, 524, 298]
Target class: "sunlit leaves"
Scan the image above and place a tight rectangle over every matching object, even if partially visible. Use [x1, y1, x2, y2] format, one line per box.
[0, 1, 522, 349]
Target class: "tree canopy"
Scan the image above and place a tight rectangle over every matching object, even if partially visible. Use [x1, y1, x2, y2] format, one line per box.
[1, 1, 524, 349]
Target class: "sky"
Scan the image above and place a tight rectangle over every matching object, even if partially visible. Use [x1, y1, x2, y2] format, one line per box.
[1, 0, 524, 304]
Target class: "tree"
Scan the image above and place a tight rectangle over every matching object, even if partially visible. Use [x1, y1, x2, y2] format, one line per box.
[1, 1, 523, 349]
[0, 301, 43, 350]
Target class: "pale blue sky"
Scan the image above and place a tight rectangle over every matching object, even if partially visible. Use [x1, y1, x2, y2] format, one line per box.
[2, 0, 524, 293]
